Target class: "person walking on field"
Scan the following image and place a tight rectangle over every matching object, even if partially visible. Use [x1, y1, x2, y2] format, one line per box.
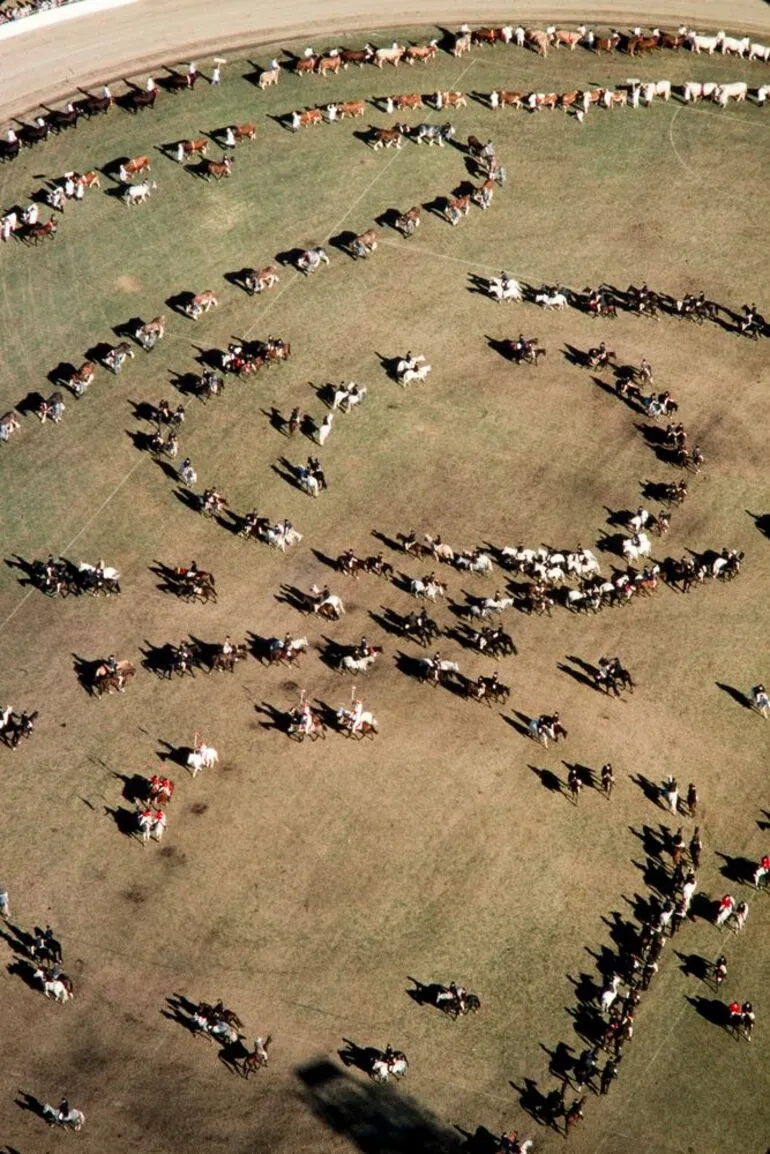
[567, 765, 582, 805]
[601, 762, 614, 800]
[715, 894, 735, 928]
[600, 1056, 619, 1094]
[689, 827, 702, 869]
[753, 854, 770, 888]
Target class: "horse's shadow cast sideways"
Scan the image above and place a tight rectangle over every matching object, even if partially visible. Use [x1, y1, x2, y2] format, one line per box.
[15, 1091, 49, 1120]
[715, 851, 755, 886]
[72, 654, 103, 695]
[630, 773, 663, 807]
[275, 584, 311, 614]
[104, 803, 139, 838]
[715, 682, 753, 711]
[528, 764, 563, 794]
[368, 608, 410, 639]
[254, 702, 291, 734]
[7, 955, 42, 991]
[675, 951, 712, 982]
[686, 996, 731, 1029]
[405, 976, 449, 1012]
[748, 510, 770, 539]
[156, 738, 194, 766]
[370, 529, 402, 554]
[112, 770, 149, 804]
[338, 1039, 382, 1077]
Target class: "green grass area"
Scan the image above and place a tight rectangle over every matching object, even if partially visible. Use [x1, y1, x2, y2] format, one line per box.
[0, 32, 769, 1154]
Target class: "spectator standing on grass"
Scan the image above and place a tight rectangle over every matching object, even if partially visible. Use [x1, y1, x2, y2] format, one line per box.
[753, 854, 770, 888]
[567, 765, 582, 805]
[0, 882, 9, 919]
[601, 762, 614, 800]
[690, 827, 702, 869]
[713, 954, 727, 987]
[686, 782, 698, 816]
[600, 1056, 619, 1094]
[211, 63, 222, 86]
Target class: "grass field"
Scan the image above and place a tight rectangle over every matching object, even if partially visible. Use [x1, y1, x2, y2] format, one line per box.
[0, 28, 769, 1154]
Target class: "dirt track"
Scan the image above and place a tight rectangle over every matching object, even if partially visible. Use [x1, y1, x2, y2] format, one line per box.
[2, 0, 770, 121]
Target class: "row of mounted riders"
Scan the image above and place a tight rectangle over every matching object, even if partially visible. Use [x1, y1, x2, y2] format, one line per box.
[495, 277, 768, 338]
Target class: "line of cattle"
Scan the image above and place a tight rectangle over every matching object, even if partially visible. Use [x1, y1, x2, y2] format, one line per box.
[3, 15, 770, 158]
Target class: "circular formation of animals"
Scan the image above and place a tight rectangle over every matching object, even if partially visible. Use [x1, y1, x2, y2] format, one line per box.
[0, 11, 769, 1153]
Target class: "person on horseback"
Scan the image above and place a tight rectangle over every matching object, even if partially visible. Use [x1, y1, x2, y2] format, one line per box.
[105, 654, 118, 677]
[221, 635, 234, 659]
[355, 637, 370, 661]
[401, 351, 418, 374]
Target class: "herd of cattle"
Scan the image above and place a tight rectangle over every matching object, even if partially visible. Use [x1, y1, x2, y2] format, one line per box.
[0, 21, 767, 1148]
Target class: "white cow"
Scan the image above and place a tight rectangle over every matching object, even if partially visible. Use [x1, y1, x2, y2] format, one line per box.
[713, 82, 748, 107]
[123, 180, 157, 205]
[686, 30, 723, 54]
[719, 33, 750, 56]
[748, 42, 770, 62]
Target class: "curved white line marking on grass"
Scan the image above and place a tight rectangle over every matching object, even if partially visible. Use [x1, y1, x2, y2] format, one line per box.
[668, 103, 698, 177]
[669, 98, 768, 178]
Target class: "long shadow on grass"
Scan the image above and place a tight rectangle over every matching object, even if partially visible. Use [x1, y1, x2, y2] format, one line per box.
[297, 1058, 464, 1154]
[715, 682, 753, 711]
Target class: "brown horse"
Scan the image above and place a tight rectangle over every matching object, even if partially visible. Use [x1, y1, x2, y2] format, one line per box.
[26, 217, 58, 244]
[93, 661, 136, 697]
[241, 1036, 272, 1078]
[209, 644, 248, 673]
[203, 156, 233, 180]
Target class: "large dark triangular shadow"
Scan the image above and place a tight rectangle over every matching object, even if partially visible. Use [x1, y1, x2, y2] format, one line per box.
[297, 1059, 464, 1152]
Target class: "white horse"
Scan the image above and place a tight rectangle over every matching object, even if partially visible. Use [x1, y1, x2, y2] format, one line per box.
[629, 508, 651, 534]
[194, 1014, 240, 1044]
[481, 595, 515, 613]
[337, 707, 378, 735]
[187, 743, 219, 777]
[338, 652, 379, 674]
[42, 1104, 85, 1130]
[332, 383, 367, 412]
[410, 578, 446, 601]
[419, 657, 459, 682]
[123, 179, 156, 205]
[313, 591, 345, 619]
[488, 276, 523, 303]
[297, 246, 329, 274]
[535, 289, 568, 310]
[34, 967, 73, 1003]
[371, 1053, 408, 1082]
[398, 362, 431, 386]
[297, 467, 320, 497]
[600, 975, 621, 1013]
[456, 552, 494, 576]
[622, 532, 651, 562]
[567, 549, 600, 578]
[751, 686, 770, 717]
